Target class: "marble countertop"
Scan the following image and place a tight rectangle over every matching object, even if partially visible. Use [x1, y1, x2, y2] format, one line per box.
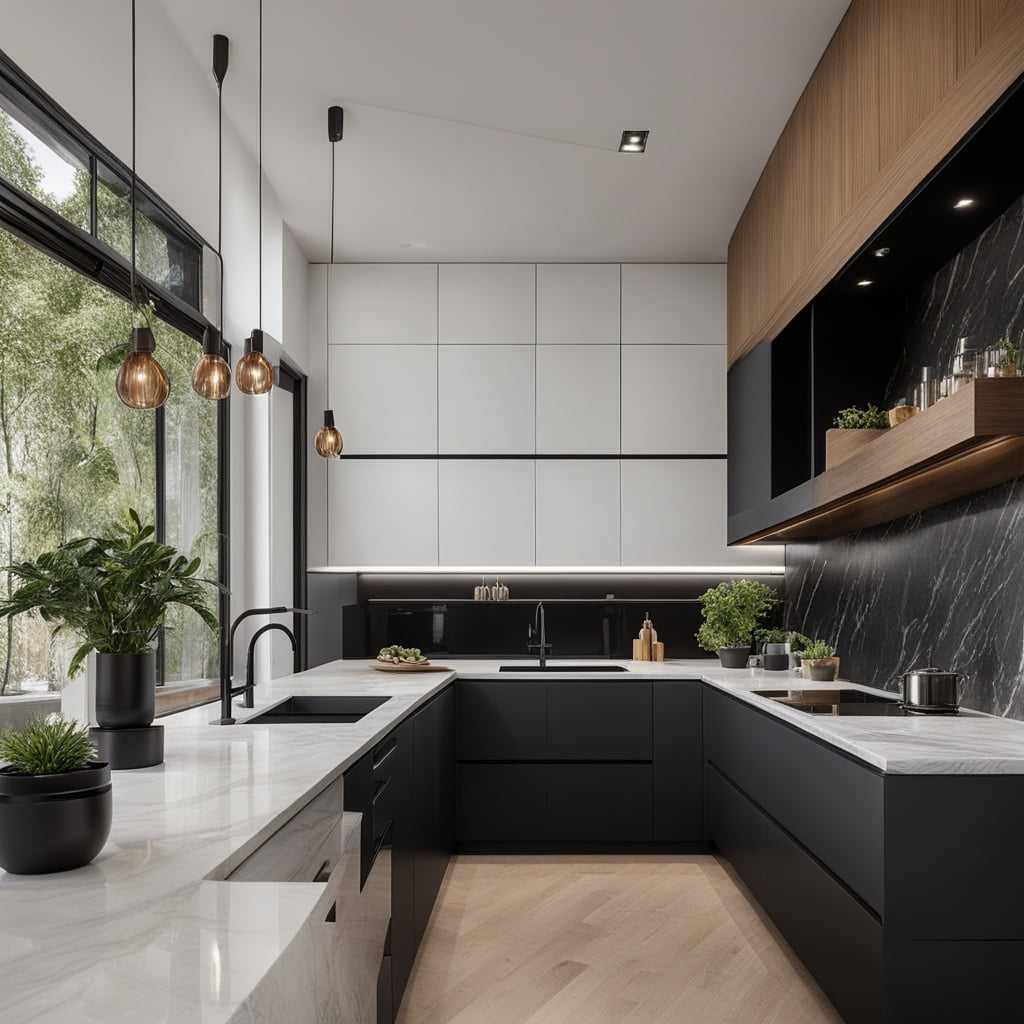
[5, 656, 1024, 1023]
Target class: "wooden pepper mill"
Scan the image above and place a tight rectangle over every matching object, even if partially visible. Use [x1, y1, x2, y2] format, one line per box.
[632, 612, 665, 662]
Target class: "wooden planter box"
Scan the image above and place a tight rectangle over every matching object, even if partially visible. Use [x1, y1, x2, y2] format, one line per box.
[825, 428, 888, 471]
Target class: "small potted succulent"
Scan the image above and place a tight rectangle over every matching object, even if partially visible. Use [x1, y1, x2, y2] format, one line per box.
[697, 579, 776, 668]
[825, 405, 889, 470]
[0, 509, 219, 732]
[801, 640, 840, 682]
[0, 716, 112, 874]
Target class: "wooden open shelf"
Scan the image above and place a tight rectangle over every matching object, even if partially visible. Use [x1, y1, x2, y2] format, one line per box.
[736, 378, 1024, 543]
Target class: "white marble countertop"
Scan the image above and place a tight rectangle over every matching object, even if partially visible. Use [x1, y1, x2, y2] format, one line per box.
[5, 656, 1024, 1023]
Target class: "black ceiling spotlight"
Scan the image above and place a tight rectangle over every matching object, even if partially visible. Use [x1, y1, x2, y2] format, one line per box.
[315, 105, 345, 459]
[237, 0, 274, 395]
[193, 33, 232, 400]
[619, 130, 649, 153]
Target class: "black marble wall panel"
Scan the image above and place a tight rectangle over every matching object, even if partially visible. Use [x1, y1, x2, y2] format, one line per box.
[785, 194, 1024, 717]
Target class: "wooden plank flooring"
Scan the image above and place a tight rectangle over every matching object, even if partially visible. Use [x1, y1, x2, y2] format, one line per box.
[398, 855, 842, 1024]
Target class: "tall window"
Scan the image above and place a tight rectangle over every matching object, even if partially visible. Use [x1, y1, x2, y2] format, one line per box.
[0, 99, 221, 703]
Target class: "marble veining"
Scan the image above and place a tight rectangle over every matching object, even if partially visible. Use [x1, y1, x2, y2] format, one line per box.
[6, 658, 1024, 1024]
[787, 190, 1024, 718]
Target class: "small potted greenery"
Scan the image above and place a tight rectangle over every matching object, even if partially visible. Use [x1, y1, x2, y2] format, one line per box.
[825, 405, 889, 470]
[802, 640, 840, 682]
[0, 716, 111, 874]
[755, 628, 811, 671]
[0, 509, 219, 732]
[697, 580, 776, 668]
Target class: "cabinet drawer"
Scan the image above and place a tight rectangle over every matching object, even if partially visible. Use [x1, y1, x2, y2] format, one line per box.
[227, 777, 343, 882]
[457, 680, 547, 760]
[457, 764, 548, 840]
[547, 765, 652, 842]
[704, 689, 884, 913]
[547, 681, 652, 760]
[708, 766, 882, 1024]
[652, 680, 703, 841]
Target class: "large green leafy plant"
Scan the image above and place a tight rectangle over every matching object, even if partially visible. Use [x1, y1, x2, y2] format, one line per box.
[0, 509, 218, 676]
[696, 579, 777, 653]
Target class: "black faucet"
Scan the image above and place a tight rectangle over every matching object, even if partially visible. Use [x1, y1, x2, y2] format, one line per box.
[216, 606, 311, 724]
[527, 601, 552, 669]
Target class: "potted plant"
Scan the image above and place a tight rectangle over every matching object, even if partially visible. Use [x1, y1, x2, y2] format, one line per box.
[802, 640, 840, 682]
[0, 509, 219, 730]
[995, 337, 1021, 378]
[0, 716, 111, 874]
[697, 580, 776, 668]
[755, 628, 811, 671]
[825, 405, 889, 470]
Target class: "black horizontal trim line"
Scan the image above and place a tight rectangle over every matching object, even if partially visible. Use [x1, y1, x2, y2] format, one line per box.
[456, 759, 653, 766]
[339, 453, 727, 460]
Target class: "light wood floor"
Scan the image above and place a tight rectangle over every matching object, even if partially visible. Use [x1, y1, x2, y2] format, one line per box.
[398, 854, 842, 1024]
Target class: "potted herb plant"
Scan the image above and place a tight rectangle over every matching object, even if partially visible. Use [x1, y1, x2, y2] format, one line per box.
[754, 628, 811, 671]
[802, 640, 840, 681]
[697, 580, 776, 668]
[0, 716, 111, 874]
[825, 405, 889, 470]
[0, 509, 219, 730]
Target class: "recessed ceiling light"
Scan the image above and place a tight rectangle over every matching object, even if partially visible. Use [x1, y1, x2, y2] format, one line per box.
[618, 130, 649, 153]
[872, 247, 890, 257]
[856, 279, 873, 287]
[954, 197, 975, 209]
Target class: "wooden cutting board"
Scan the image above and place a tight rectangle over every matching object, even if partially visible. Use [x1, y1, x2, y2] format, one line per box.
[371, 661, 451, 673]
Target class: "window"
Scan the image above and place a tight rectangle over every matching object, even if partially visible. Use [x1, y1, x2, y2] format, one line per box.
[0, 94, 223, 710]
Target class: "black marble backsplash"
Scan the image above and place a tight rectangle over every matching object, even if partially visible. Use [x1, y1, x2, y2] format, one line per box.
[785, 193, 1024, 718]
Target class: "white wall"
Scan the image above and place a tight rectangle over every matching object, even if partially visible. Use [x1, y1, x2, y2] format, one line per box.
[2, 0, 313, 681]
[310, 261, 782, 569]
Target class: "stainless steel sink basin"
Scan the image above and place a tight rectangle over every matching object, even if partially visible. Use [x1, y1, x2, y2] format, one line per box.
[498, 664, 628, 673]
[244, 695, 390, 724]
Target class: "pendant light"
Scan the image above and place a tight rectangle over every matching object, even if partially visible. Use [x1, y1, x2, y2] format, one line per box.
[236, 0, 274, 396]
[314, 105, 345, 459]
[116, 0, 169, 410]
[192, 34, 232, 401]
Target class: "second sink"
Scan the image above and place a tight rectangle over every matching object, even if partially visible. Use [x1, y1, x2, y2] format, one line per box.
[245, 695, 390, 724]
[499, 664, 628, 673]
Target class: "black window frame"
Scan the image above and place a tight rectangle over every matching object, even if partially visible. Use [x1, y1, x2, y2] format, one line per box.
[0, 47, 230, 692]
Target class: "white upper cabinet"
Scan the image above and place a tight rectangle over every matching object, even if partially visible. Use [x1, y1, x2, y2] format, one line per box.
[328, 345, 437, 454]
[536, 345, 619, 454]
[536, 264, 620, 344]
[438, 345, 535, 453]
[438, 460, 535, 565]
[438, 264, 535, 344]
[621, 345, 726, 454]
[328, 459, 439, 567]
[620, 460, 782, 567]
[330, 264, 437, 343]
[621, 264, 726, 345]
[536, 460, 620, 566]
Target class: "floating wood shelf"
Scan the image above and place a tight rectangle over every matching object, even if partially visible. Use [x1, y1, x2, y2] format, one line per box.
[735, 378, 1024, 543]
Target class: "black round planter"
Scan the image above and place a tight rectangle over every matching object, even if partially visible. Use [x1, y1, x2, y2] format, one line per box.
[95, 651, 156, 728]
[717, 646, 751, 669]
[0, 762, 111, 874]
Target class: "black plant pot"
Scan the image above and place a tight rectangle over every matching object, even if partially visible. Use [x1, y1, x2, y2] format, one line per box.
[95, 651, 156, 728]
[0, 762, 111, 874]
[718, 646, 751, 669]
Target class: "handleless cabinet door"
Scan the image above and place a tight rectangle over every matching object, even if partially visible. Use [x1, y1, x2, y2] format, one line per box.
[535, 460, 620, 566]
[328, 459, 439, 567]
[330, 264, 437, 343]
[438, 264, 535, 344]
[457, 679, 547, 761]
[329, 345, 437, 454]
[438, 460, 535, 565]
[546, 680, 652, 760]
[621, 345, 726, 454]
[536, 264, 620, 344]
[621, 264, 725, 345]
[536, 345, 620, 454]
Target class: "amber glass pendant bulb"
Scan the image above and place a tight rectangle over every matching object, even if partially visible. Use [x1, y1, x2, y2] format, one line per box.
[116, 326, 170, 409]
[314, 409, 344, 458]
[192, 325, 232, 400]
[235, 328, 274, 395]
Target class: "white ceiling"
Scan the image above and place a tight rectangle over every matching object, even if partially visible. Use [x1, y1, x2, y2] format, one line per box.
[160, 0, 848, 263]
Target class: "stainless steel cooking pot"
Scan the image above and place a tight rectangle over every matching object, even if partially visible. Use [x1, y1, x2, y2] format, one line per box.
[900, 667, 962, 712]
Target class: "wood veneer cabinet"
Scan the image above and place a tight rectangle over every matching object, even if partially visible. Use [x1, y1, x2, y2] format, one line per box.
[727, 0, 1024, 365]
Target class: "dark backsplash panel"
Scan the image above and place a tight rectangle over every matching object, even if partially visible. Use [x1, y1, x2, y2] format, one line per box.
[785, 191, 1024, 717]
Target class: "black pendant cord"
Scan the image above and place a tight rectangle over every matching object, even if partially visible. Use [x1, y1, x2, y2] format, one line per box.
[257, 0, 262, 333]
[327, 134, 335, 343]
[129, 0, 137, 315]
[218, 74, 224, 334]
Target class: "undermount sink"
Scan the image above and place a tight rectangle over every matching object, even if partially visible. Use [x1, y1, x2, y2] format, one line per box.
[244, 695, 390, 724]
[498, 664, 628, 673]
